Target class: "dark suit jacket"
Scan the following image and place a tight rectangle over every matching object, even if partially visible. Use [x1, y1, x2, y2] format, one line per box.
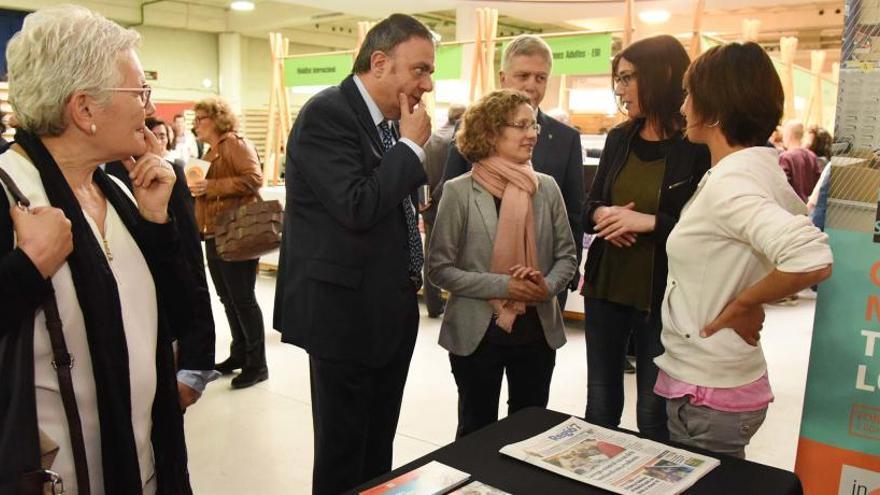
[106, 159, 216, 370]
[442, 109, 585, 271]
[273, 75, 427, 368]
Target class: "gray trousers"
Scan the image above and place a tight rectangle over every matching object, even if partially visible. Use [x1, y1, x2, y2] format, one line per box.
[666, 397, 767, 459]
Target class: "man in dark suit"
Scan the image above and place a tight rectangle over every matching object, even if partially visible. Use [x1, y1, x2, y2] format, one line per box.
[272, 14, 434, 495]
[441, 34, 584, 309]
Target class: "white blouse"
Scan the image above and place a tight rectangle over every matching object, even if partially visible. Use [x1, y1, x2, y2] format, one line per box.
[0, 151, 158, 495]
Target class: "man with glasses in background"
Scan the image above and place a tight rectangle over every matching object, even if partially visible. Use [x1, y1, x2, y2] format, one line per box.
[442, 34, 584, 310]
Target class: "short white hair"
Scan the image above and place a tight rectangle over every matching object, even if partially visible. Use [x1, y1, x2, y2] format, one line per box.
[782, 119, 805, 141]
[502, 34, 553, 73]
[7, 4, 141, 136]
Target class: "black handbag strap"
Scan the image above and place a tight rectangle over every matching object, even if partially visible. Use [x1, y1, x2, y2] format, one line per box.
[43, 287, 91, 495]
[0, 166, 30, 208]
[0, 164, 91, 495]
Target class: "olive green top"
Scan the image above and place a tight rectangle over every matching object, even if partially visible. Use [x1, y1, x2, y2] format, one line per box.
[586, 141, 666, 312]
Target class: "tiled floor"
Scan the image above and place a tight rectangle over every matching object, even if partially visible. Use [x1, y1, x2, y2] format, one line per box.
[184, 272, 818, 494]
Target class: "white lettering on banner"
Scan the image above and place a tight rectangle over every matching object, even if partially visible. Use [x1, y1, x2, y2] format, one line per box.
[863, 330, 880, 357]
[856, 365, 876, 392]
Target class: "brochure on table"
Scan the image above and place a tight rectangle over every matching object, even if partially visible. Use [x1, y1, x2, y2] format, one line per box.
[359, 461, 470, 495]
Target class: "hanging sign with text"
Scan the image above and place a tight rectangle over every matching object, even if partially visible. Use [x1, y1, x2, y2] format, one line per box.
[543, 33, 612, 76]
[284, 53, 353, 87]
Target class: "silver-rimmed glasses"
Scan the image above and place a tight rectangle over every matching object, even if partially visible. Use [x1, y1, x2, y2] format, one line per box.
[106, 84, 152, 107]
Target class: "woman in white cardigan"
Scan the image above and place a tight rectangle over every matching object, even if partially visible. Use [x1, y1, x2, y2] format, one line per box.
[655, 42, 833, 458]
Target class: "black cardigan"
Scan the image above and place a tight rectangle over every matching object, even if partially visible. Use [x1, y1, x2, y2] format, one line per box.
[582, 119, 711, 316]
[0, 176, 193, 494]
[106, 160, 216, 371]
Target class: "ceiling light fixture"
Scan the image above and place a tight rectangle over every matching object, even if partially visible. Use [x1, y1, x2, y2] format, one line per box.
[638, 9, 671, 24]
[230, 1, 255, 12]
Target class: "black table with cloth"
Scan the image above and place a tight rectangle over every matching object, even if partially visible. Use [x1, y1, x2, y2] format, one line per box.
[349, 407, 802, 495]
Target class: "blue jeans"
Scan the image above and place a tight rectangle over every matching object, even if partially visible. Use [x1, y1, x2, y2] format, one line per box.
[584, 298, 668, 441]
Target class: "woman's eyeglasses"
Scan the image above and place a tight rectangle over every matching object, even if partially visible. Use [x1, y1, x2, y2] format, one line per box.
[505, 121, 541, 134]
[613, 71, 637, 87]
[106, 84, 152, 107]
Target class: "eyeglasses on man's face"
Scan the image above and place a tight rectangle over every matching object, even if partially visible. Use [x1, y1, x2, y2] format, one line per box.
[505, 121, 541, 134]
[194, 115, 212, 124]
[106, 84, 152, 107]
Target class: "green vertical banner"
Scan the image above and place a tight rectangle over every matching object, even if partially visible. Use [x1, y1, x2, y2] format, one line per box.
[544, 33, 612, 76]
[284, 53, 353, 87]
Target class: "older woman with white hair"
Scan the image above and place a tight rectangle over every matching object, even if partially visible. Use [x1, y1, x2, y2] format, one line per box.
[0, 5, 194, 494]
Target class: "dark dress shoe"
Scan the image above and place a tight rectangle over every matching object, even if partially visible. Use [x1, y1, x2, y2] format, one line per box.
[231, 368, 269, 389]
[215, 357, 244, 375]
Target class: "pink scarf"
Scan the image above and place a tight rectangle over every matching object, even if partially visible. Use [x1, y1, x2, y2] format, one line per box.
[472, 155, 540, 331]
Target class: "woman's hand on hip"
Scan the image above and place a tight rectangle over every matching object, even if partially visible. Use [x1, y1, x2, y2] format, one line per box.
[701, 298, 765, 347]
[126, 128, 174, 223]
[12, 205, 72, 279]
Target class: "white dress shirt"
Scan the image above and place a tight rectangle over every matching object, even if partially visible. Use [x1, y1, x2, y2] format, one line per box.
[353, 75, 426, 163]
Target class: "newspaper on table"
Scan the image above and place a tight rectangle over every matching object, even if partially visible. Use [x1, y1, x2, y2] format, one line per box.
[499, 417, 719, 495]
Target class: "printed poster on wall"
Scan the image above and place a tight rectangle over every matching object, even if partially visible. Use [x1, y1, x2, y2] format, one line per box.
[795, 1, 880, 492]
[796, 222, 880, 494]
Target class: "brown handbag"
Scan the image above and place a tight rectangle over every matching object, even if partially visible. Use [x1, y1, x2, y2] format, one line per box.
[213, 187, 284, 262]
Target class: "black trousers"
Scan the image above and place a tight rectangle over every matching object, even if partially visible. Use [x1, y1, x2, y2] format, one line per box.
[205, 238, 266, 372]
[449, 338, 556, 439]
[309, 297, 418, 495]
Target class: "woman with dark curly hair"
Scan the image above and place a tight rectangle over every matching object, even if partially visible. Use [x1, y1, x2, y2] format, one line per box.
[427, 88, 577, 438]
[189, 97, 268, 389]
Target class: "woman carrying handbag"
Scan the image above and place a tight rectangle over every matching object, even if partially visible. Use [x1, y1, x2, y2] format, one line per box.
[188, 97, 269, 389]
[0, 5, 194, 493]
